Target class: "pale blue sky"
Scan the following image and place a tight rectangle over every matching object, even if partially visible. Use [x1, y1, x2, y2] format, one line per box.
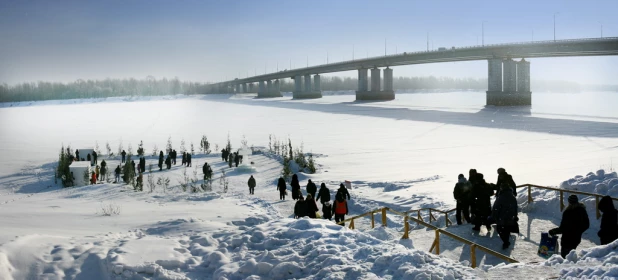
[1, 0, 617, 85]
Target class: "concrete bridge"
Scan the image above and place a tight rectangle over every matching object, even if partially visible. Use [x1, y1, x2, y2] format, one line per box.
[209, 37, 618, 106]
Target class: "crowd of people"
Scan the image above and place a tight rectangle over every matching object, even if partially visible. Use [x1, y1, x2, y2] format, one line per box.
[453, 167, 616, 256]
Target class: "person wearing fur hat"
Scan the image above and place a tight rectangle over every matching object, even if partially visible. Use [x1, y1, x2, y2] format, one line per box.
[495, 168, 517, 197]
[549, 195, 590, 258]
[453, 174, 472, 225]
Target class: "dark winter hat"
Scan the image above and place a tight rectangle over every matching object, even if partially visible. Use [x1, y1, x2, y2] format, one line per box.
[568, 194, 578, 204]
[340, 183, 345, 188]
[458, 174, 464, 179]
[497, 168, 505, 174]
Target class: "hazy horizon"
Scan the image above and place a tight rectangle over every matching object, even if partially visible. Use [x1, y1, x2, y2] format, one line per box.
[1, 0, 617, 86]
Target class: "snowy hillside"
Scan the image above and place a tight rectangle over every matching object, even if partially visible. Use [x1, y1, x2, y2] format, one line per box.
[1, 92, 618, 279]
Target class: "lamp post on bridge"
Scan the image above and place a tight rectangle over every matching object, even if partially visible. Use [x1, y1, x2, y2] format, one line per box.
[554, 12, 559, 42]
[482, 21, 487, 46]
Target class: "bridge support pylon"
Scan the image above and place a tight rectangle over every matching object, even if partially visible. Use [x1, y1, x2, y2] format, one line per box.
[356, 67, 395, 101]
[486, 58, 531, 106]
[256, 80, 283, 98]
[293, 74, 322, 99]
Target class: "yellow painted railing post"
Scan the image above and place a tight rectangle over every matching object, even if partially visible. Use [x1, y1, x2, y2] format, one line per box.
[381, 208, 388, 227]
[371, 212, 375, 229]
[429, 239, 437, 253]
[434, 230, 440, 255]
[528, 186, 533, 204]
[402, 216, 409, 239]
[445, 212, 450, 227]
[596, 196, 601, 219]
[349, 219, 355, 229]
[560, 191, 565, 212]
[470, 244, 477, 268]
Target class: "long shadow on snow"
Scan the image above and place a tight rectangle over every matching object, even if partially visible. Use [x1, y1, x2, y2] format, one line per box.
[206, 96, 618, 138]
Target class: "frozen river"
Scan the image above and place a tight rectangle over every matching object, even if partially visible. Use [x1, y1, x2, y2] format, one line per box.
[1, 91, 617, 188]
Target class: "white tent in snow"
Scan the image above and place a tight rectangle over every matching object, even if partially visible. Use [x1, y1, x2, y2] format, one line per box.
[69, 161, 91, 186]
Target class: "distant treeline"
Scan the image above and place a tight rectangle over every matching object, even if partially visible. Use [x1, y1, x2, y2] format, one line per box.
[1, 76, 615, 103]
[0, 77, 209, 103]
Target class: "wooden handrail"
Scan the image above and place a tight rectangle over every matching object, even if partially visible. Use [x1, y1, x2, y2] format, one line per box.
[518, 183, 618, 219]
[335, 206, 518, 268]
[330, 182, 616, 268]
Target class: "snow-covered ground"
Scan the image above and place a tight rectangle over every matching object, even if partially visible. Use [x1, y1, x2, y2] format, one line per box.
[1, 91, 618, 279]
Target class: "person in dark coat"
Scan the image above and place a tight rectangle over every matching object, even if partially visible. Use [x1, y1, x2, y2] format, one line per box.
[234, 153, 240, 167]
[332, 193, 349, 226]
[172, 149, 177, 165]
[182, 152, 187, 166]
[291, 174, 301, 200]
[453, 174, 472, 225]
[322, 201, 333, 220]
[221, 149, 228, 162]
[495, 168, 517, 197]
[131, 160, 136, 176]
[492, 184, 519, 249]
[139, 157, 145, 173]
[165, 155, 171, 169]
[306, 194, 319, 218]
[306, 179, 317, 200]
[93, 150, 98, 165]
[277, 177, 287, 200]
[87, 154, 92, 165]
[158, 151, 164, 171]
[316, 183, 330, 206]
[336, 183, 351, 201]
[114, 165, 121, 183]
[75, 150, 80, 161]
[187, 153, 192, 167]
[100, 160, 107, 181]
[228, 153, 233, 168]
[121, 150, 126, 163]
[203, 162, 213, 181]
[294, 196, 308, 219]
[468, 169, 479, 219]
[471, 173, 494, 232]
[598, 195, 618, 245]
[549, 195, 590, 258]
[248, 175, 256, 195]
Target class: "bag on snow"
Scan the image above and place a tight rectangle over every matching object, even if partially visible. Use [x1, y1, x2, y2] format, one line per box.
[538, 232, 559, 258]
[316, 212, 322, 219]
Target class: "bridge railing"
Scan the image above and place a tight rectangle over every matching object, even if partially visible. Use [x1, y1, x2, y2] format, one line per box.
[337, 207, 518, 268]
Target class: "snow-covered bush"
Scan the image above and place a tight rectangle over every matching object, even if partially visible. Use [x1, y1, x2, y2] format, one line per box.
[106, 141, 113, 158]
[151, 144, 158, 157]
[166, 136, 173, 154]
[56, 144, 72, 187]
[137, 140, 144, 156]
[200, 135, 211, 154]
[99, 202, 121, 216]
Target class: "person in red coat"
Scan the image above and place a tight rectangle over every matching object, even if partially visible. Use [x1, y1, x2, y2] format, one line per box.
[332, 193, 349, 226]
[91, 170, 97, 184]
